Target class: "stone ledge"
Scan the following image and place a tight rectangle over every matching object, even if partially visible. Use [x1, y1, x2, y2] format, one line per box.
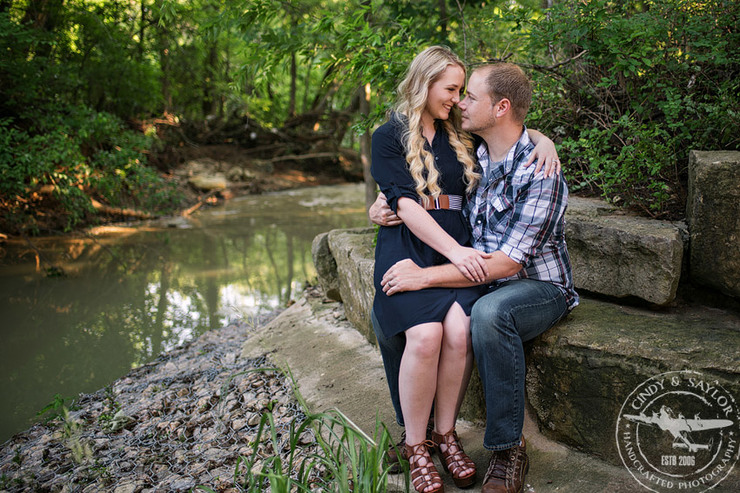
[526, 297, 740, 466]
[566, 197, 684, 305]
[311, 220, 740, 468]
[313, 197, 687, 310]
[327, 228, 376, 342]
[687, 150, 740, 298]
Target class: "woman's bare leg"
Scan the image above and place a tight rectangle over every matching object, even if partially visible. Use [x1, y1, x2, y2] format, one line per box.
[399, 322, 443, 447]
[399, 322, 444, 492]
[434, 302, 475, 477]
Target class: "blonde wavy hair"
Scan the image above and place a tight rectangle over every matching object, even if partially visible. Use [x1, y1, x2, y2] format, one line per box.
[395, 46, 479, 204]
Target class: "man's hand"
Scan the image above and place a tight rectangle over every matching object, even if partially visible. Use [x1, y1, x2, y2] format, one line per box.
[381, 259, 426, 295]
[368, 192, 403, 226]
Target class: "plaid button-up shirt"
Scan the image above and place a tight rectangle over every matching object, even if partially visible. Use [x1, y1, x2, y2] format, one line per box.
[466, 128, 579, 310]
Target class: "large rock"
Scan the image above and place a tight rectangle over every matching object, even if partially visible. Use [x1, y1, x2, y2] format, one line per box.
[325, 228, 376, 342]
[311, 225, 740, 471]
[526, 297, 740, 466]
[686, 150, 740, 298]
[313, 198, 686, 321]
[566, 197, 684, 305]
[311, 232, 341, 301]
[187, 173, 227, 191]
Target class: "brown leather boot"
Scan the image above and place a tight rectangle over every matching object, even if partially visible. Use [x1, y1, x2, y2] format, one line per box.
[481, 436, 529, 493]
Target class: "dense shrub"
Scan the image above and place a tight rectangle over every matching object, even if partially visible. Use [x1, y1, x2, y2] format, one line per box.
[0, 7, 181, 235]
[0, 106, 181, 234]
[521, 0, 739, 217]
[2, 1, 738, 232]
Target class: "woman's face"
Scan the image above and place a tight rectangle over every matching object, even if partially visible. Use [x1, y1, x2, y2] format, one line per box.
[423, 64, 465, 122]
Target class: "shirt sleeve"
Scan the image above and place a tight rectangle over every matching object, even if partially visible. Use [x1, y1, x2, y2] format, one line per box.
[498, 171, 567, 266]
[370, 123, 418, 213]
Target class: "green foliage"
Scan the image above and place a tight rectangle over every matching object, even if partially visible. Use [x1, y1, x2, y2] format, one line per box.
[2, 0, 738, 225]
[37, 393, 75, 422]
[516, 0, 740, 216]
[309, 411, 394, 492]
[206, 366, 395, 492]
[0, 105, 181, 233]
[37, 392, 91, 464]
[61, 407, 94, 464]
[97, 386, 122, 425]
[1, 4, 181, 234]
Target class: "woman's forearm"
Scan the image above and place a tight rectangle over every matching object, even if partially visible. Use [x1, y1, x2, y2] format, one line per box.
[395, 197, 459, 258]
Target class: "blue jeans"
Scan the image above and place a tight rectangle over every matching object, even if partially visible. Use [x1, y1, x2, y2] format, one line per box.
[373, 279, 568, 447]
[472, 279, 568, 451]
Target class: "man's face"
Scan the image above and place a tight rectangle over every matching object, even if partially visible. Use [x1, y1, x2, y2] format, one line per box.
[458, 70, 497, 133]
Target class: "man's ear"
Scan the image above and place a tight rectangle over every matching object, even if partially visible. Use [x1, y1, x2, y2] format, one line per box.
[496, 98, 512, 118]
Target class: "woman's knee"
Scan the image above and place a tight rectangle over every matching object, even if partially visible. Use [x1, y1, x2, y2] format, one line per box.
[443, 323, 471, 354]
[405, 324, 443, 360]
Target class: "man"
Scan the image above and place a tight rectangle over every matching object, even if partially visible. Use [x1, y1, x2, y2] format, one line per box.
[370, 63, 578, 492]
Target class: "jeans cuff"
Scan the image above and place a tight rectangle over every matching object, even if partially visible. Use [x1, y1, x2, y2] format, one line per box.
[483, 438, 521, 451]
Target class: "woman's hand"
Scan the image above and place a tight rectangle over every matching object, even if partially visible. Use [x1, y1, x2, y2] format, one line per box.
[524, 134, 561, 178]
[381, 259, 424, 295]
[446, 245, 491, 283]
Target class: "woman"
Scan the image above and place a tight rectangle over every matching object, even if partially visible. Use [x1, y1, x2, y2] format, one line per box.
[371, 46, 559, 492]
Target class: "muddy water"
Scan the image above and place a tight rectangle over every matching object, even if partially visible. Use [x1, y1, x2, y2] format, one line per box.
[0, 183, 369, 442]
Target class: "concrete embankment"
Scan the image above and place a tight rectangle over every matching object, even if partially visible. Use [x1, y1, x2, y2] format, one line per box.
[243, 288, 740, 492]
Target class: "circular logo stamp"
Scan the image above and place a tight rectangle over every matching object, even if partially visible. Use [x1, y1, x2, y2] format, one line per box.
[616, 370, 740, 492]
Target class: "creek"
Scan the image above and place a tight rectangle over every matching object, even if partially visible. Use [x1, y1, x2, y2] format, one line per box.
[0, 183, 368, 443]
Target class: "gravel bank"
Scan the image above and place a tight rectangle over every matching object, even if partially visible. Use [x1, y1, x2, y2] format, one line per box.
[0, 312, 320, 492]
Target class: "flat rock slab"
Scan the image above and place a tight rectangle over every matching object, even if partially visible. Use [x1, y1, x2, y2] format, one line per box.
[566, 197, 685, 305]
[241, 289, 659, 492]
[526, 296, 740, 469]
[687, 150, 740, 298]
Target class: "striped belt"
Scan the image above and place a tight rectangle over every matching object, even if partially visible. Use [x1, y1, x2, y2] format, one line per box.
[420, 194, 463, 211]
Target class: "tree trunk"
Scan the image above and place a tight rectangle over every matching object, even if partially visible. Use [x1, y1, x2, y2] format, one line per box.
[202, 41, 218, 116]
[159, 32, 172, 113]
[438, 0, 447, 37]
[289, 50, 297, 117]
[302, 57, 313, 113]
[22, 0, 65, 58]
[22, 0, 64, 30]
[359, 83, 376, 219]
[359, 0, 376, 218]
[220, 42, 229, 119]
[138, 0, 146, 58]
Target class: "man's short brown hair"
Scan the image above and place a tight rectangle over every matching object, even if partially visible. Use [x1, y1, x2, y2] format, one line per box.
[477, 63, 532, 123]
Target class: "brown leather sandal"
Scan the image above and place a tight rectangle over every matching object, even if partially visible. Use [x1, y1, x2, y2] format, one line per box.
[386, 419, 436, 474]
[404, 440, 445, 493]
[431, 428, 477, 488]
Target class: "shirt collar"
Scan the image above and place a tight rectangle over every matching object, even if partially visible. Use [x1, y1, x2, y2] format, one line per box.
[475, 125, 530, 180]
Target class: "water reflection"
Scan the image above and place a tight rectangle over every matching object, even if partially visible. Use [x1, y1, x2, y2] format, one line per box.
[0, 183, 368, 442]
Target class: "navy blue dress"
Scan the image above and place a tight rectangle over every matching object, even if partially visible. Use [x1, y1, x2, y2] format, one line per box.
[371, 115, 484, 339]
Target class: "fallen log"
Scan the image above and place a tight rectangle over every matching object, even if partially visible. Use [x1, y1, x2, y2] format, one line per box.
[90, 198, 155, 219]
[181, 190, 220, 217]
[268, 152, 341, 163]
